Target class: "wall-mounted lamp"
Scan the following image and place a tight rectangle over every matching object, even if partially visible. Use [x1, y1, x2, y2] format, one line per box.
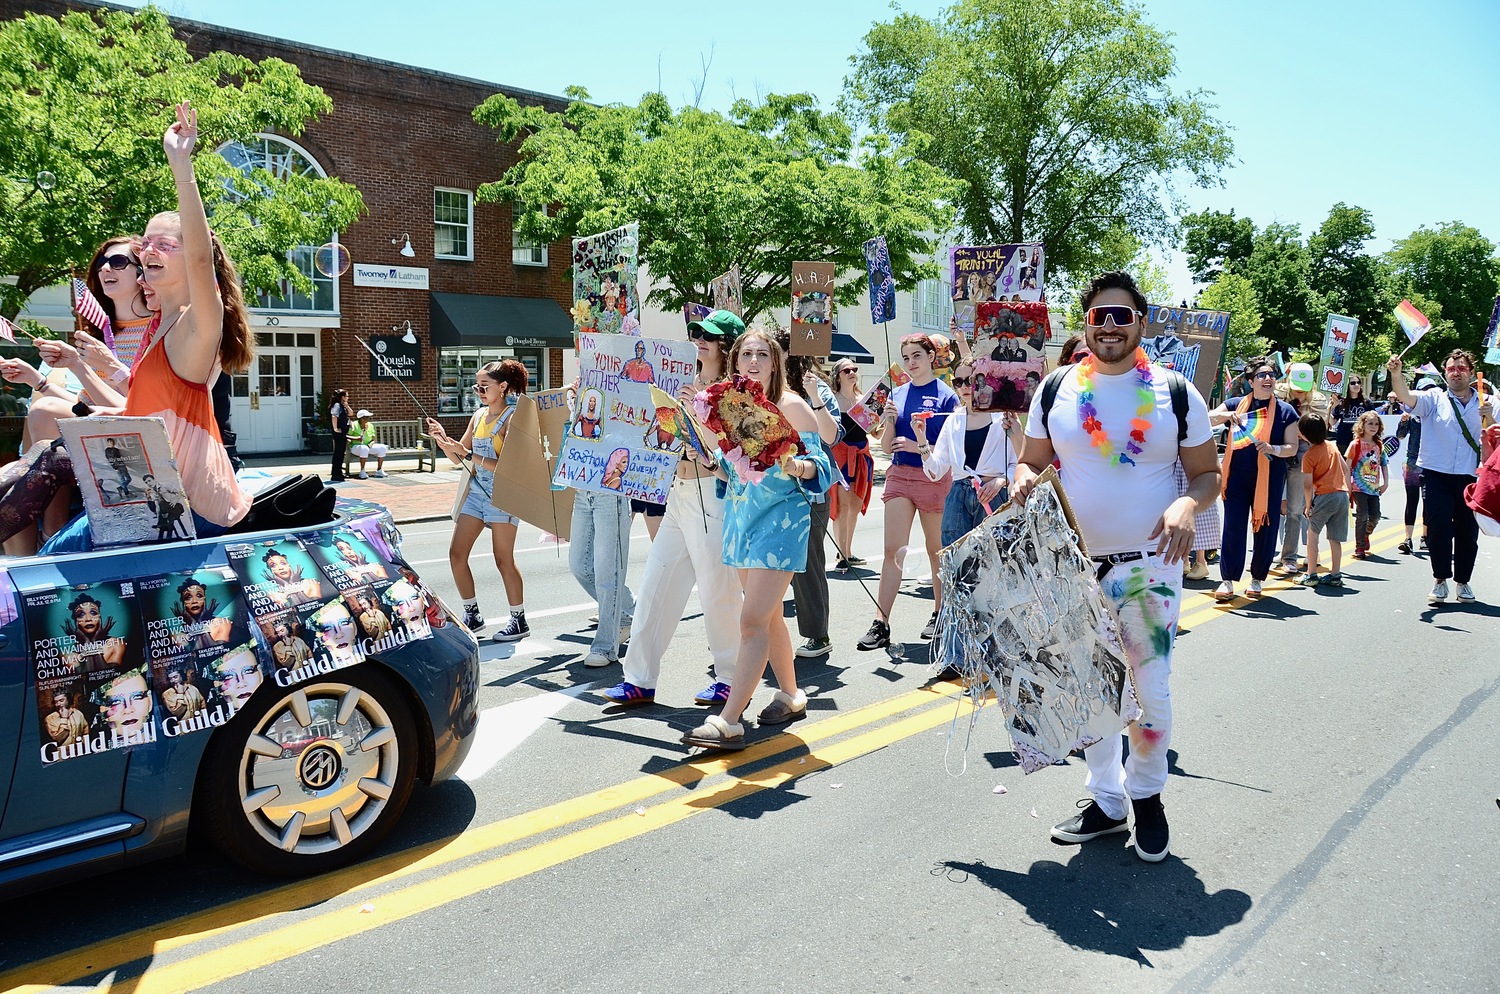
[390, 232, 415, 258]
[392, 320, 418, 345]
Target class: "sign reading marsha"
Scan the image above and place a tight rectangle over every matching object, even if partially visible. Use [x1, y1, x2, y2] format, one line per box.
[352, 263, 430, 291]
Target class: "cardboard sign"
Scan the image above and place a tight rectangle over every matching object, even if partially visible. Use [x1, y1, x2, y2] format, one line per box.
[950, 243, 1045, 339]
[790, 261, 835, 357]
[57, 416, 194, 547]
[971, 301, 1050, 413]
[493, 389, 575, 541]
[863, 236, 896, 324]
[554, 334, 698, 503]
[1141, 304, 1230, 403]
[709, 265, 743, 317]
[1318, 313, 1359, 396]
[571, 223, 640, 336]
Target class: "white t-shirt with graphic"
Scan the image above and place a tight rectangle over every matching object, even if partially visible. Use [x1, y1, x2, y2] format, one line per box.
[1026, 366, 1213, 555]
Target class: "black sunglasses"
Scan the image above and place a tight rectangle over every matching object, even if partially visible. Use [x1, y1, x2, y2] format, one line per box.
[951, 376, 973, 387]
[97, 253, 139, 273]
[688, 326, 723, 341]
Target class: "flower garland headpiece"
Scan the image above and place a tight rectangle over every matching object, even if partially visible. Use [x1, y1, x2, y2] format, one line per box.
[1077, 347, 1154, 467]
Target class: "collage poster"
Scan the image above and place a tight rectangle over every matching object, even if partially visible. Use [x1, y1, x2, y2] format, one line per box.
[971, 301, 1051, 413]
[863, 236, 896, 324]
[709, 265, 743, 317]
[228, 537, 360, 686]
[1319, 313, 1360, 396]
[554, 333, 699, 503]
[138, 567, 254, 736]
[949, 243, 1045, 338]
[571, 223, 640, 336]
[790, 262, 835, 357]
[1140, 304, 1230, 404]
[29, 580, 148, 764]
[843, 363, 910, 432]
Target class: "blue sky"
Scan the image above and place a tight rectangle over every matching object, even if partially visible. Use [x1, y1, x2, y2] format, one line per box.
[129, 0, 1499, 298]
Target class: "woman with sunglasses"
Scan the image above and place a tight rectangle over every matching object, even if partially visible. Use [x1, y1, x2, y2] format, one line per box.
[829, 358, 878, 569]
[681, 329, 833, 750]
[857, 333, 958, 651]
[919, 361, 1023, 548]
[1206, 356, 1301, 601]
[425, 359, 530, 640]
[604, 309, 745, 706]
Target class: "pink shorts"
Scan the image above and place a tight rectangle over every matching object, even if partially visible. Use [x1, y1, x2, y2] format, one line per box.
[882, 462, 949, 515]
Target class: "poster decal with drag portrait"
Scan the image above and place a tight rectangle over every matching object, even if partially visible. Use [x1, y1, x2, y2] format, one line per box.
[571, 223, 640, 336]
[971, 301, 1051, 413]
[306, 526, 436, 655]
[26, 580, 150, 764]
[933, 471, 1139, 773]
[57, 416, 195, 548]
[229, 538, 363, 687]
[138, 568, 254, 734]
[949, 243, 1045, 339]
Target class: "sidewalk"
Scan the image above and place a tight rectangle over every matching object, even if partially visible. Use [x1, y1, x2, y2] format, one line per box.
[241, 452, 464, 525]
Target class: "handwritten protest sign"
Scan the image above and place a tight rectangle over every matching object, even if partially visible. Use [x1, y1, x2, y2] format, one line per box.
[554, 334, 698, 502]
[949, 243, 1045, 339]
[790, 262, 835, 356]
[571, 223, 640, 335]
[709, 265, 743, 317]
[863, 236, 896, 324]
[1319, 314, 1359, 397]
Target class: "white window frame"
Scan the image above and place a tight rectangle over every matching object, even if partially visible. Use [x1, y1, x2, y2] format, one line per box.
[433, 187, 474, 261]
[512, 229, 548, 267]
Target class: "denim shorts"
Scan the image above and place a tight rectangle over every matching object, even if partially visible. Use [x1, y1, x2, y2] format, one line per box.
[459, 479, 519, 526]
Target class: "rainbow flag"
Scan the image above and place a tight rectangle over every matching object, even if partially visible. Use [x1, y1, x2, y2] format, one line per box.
[1394, 299, 1430, 345]
[1230, 408, 1270, 450]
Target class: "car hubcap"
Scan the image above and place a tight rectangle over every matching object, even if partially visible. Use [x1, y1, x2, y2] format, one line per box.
[238, 683, 399, 855]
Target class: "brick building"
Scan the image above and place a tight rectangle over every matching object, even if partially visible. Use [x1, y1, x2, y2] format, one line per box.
[8, 0, 575, 454]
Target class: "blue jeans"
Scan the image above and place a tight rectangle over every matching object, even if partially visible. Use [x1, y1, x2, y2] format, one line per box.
[568, 491, 637, 657]
[941, 478, 1005, 548]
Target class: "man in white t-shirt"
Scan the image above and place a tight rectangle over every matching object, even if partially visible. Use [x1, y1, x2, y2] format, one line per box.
[1011, 271, 1220, 863]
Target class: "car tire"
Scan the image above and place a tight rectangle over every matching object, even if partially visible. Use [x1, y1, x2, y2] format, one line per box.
[198, 664, 418, 877]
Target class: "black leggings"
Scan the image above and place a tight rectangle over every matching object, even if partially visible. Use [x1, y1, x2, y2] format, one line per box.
[1404, 481, 1421, 528]
[0, 441, 74, 543]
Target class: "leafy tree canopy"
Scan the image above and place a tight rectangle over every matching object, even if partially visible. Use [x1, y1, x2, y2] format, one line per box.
[0, 6, 365, 319]
[1384, 221, 1500, 364]
[1196, 271, 1266, 365]
[474, 87, 959, 324]
[845, 0, 1234, 286]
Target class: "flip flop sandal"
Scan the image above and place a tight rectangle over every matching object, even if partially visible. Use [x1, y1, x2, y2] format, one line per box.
[681, 714, 746, 750]
[756, 690, 808, 726]
[1298, 574, 1322, 587]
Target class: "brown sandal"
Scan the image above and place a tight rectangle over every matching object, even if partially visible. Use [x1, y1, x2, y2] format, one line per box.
[756, 690, 808, 726]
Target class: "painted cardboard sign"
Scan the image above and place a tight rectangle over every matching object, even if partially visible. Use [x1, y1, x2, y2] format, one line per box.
[709, 265, 743, 317]
[790, 262, 835, 357]
[1141, 304, 1230, 403]
[1318, 313, 1360, 397]
[571, 223, 640, 336]
[494, 389, 575, 541]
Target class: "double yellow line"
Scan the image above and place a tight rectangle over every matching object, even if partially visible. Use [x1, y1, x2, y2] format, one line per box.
[2, 684, 972, 994]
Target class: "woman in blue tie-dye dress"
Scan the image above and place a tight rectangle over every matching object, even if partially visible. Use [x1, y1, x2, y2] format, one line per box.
[682, 330, 834, 751]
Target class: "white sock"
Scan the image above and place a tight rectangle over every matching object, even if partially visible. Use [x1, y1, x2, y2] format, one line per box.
[509, 603, 525, 615]
[462, 598, 478, 609]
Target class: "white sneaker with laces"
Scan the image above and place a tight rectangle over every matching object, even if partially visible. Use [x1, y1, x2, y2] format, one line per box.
[1457, 582, 1476, 603]
[1429, 581, 1449, 605]
[1247, 578, 1263, 598]
[584, 651, 617, 668]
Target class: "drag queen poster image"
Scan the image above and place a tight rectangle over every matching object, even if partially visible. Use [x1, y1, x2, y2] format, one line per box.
[138, 568, 253, 733]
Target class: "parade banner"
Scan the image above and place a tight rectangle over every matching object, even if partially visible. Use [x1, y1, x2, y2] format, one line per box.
[971, 301, 1050, 413]
[1141, 304, 1230, 403]
[1318, 313, 1359, 396]
[554, 333, 698, 503]
[571, 223, 640, 336]
[863, 236, 896, 324]
[709, 265, 743, 317]
[949, 243, 1045, 338]
[138, 568, 253, 735]
[28, 580, 149, 764]
[933, 470, 1138, 773]
[843, 362, 910, 432]
[228, 538, 362, 685]
[1483, 295, 1500, 365]
[790, 262, 835, 356]
[57, 416, 194, 547]
[494, 389, 574, 541]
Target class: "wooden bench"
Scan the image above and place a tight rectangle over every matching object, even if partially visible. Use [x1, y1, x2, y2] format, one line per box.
[345, 420, 437, 475]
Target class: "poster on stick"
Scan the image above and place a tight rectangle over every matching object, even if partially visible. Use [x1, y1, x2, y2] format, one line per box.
[571, 223, 640, 336]
[709, 265, 743, 317]
[971, 301, 1050, 413]
[554, 334, 698, 503]
[843, 363, 910, 432]
[1319, 313, 1360, 383]
[494, 389, 575, 541]
[790, 262, 835, 356]
[949, 243, 1045, 339]
[863, 236, 896, 324]
[1141, 304, 1229, 403]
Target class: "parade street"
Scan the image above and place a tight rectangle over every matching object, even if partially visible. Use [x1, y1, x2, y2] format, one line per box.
[1, 502, 1495, 994]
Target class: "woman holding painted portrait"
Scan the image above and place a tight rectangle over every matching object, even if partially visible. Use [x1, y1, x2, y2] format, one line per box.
[681, 329, 834, 750]
[426, 358, 530, 641]
[603, 309, 744, 706]
[829, 358, 878, 571]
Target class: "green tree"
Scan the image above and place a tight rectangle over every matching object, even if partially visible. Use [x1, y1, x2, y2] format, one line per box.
[1180, 208, 1254, 284]
[1196, 272, 1267, 364]
[0, 7, 364, 320]
[845, 0, 1234, 285]
[1385, 221, 1500, 364]
[474, 89, 959, 323]
[1241, 221, 1324, 352]
[1307, 203, 1390, 332]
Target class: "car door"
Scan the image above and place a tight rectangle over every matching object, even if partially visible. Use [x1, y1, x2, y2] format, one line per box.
[0, 571, 24, 825]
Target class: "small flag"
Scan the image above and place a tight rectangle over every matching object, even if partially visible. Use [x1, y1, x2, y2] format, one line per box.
[0, 315, 15, 344]
[1417, 362, 1441, 379]
[71, 278, 114, 350]
[1393, 299, 1430, 345]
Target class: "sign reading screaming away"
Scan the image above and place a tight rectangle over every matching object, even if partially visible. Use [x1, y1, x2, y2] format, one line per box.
[494, 389, 575, 541]
[863, 236, 896, 324]
[554, 333, 698, 503]
[571, 223, 640, 336]
[369, 335, 422, 381]
[1141, 304, 1230, 404]
[790, 262, 835, 357]
[709, 265, 743, 317]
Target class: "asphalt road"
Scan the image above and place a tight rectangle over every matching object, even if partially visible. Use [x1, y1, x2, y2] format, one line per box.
[2, 505, 1497, 994]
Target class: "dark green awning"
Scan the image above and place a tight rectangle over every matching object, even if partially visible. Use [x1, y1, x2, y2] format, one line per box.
[429, 292, 573, 348]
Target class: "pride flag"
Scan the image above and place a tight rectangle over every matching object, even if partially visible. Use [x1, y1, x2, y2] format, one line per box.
[1394, 299, 1430, 345]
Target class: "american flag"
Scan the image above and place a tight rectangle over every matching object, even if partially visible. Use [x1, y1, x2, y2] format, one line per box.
[71, 278, 114, 349]
[0, 315, 15, 344]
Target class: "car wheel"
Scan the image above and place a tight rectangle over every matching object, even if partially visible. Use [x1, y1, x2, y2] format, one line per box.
[199, 665, 418, 877]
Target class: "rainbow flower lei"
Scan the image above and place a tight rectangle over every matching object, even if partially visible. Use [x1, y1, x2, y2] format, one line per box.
[1077, 347, 1154, 467]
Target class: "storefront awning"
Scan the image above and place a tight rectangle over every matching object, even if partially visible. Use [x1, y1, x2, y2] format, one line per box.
[429, 292, 574, 349]
[830, 332, 876, 364]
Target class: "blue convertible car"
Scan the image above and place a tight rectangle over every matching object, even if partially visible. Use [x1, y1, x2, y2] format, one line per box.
[0, 496, 479, 897]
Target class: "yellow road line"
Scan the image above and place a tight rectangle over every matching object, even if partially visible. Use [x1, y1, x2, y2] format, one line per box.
[0, 683, 962, 993]
[14, 697, 973, 994]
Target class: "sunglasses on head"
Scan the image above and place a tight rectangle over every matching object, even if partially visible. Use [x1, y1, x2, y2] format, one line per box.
[687, 326, 723, 341]
[97, 253, 139, 273]
[1084, 305, 1140, 328]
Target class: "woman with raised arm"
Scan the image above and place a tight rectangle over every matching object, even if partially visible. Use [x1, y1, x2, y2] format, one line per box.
[681, 329, 834, 751]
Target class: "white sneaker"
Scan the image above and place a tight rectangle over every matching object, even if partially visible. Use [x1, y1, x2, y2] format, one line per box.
[618, 623, 632, 644]
[1457, 582, 1476, 603]
[372, 470, 386, 478]
[1247, 578, 1263, 598]
[584, 651, 617, 668]
[1213, 581, 1234, 602]
[358, 471, 368, 479]
[1429, 581, 1449, 605]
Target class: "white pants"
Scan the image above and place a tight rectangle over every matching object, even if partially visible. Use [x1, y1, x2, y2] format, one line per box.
[352, 443, 388, 459]
[1084, 551, 1182, 819]
[621, 477, 743, 689]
